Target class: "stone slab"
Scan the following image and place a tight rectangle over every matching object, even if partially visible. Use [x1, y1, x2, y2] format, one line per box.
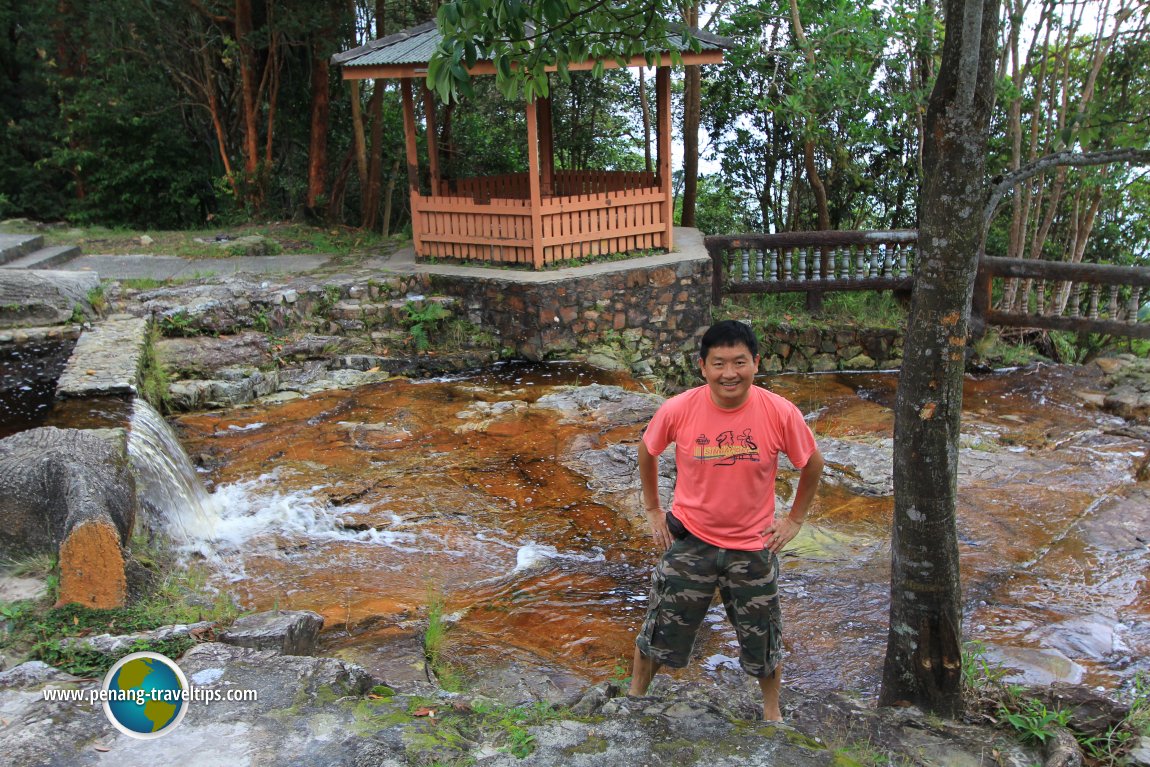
[55, 318, 148, 398]
[0, 234, 42, 265]
[0, 245, 80, 270]
[0, 269, 99, 328]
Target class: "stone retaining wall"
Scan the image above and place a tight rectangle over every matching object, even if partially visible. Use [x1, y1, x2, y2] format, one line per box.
[756, 324, 904, 373]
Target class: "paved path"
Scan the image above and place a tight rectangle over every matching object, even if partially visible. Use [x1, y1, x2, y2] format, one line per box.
[7, 226, 704, 284]
[62, 253, 332, 280]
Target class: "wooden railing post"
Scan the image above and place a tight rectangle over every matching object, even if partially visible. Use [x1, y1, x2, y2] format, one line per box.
[970, 258, 991, 339]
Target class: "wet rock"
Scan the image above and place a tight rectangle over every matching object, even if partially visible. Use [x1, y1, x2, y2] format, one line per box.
[167, 368, 280, 410]
[1028, 683, 1130, 735]
[564, 441, 676, 509]
[453, 399, 529, 434]
[1027, 615, 1126, 661]
[219, 610, 324, 656]
[59, 622, 214, 657]
[982, 645, 1086, 686]
[533, 384, 661, 427]
[157, 332, 271, 376]
[800, 437, 893, 496]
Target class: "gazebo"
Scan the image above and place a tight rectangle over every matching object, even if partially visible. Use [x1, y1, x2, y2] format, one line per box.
[333, 22, 729, 269]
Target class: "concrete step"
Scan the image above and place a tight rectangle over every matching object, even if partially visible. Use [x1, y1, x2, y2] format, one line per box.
[0, 245, 82, 270]
[0, 234, 44, 266]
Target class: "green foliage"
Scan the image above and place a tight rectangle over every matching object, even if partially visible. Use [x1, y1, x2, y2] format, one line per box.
[961, 641, 1010, 696]
[139, 322, 172, 413]
[998, 699, 1070, 745]
[680, 174, 759, 235]
[404, 301, 453, 351]
[87, 284, 107, 316]
[313, 284, 343, 318]
[34, 634, 196, 677]
[158, 310, 199, 338]
[430, 0, 690, 102]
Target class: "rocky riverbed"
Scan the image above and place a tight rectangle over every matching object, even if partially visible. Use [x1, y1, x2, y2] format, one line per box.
[2, 262, 1149, 765]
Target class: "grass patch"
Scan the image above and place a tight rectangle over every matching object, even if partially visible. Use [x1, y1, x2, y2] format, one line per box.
[32, 222, 395, 260]
[402, 696, 565, 761]
[423, 587, 464, 692]
[0, 540, 240, 677]
[718, 291, 908, 331]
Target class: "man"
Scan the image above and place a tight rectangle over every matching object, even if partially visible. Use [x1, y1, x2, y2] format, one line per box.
[629, 320, 824, 721]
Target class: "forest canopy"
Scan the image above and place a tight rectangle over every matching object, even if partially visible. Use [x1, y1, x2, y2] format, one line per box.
[0, 0, 1146, 267]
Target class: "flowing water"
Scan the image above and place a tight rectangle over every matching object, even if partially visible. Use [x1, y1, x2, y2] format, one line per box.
[159, 362, 1148, 700]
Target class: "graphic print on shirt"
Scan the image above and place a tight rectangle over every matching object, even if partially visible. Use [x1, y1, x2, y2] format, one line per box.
[692, 428, 760, 466]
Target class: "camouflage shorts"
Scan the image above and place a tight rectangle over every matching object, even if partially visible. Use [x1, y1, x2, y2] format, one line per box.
[635, 536, 782, 678]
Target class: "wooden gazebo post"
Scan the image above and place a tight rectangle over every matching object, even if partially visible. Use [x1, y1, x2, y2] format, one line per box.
[400, 79, 422, 254]
[525, 98, 545, 268]
[422, 83, 442, 196]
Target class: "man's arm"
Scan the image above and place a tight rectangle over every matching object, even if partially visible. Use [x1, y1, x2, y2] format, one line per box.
[763, 448, 824, 553]
[638, 440, 673, 551]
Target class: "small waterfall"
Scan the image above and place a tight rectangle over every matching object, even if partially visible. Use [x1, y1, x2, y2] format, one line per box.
[127, 399, 220, 541]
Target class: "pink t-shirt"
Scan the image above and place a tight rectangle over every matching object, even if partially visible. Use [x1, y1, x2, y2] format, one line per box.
[642, 384, 818, 551]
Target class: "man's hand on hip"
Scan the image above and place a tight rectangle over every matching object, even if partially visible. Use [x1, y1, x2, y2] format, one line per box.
[645, 507, 673, 551]
[762, 516, 802, 553]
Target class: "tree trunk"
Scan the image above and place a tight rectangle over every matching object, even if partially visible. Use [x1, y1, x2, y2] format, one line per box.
[679, 1, 701, 227]
[681, 64, 701, 226]
[307, 40, 331, 214]
[879, 0, 1000, 718]
[802, 139, 830, 230]
[236, 0, 260, 180]
[364, 85, 385, 230]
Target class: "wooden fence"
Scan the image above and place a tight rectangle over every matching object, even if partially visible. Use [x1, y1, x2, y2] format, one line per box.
[707, 230, 1150, 338]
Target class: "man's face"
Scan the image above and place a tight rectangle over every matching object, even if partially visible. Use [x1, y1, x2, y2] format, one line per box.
[698, 342, 759, 409]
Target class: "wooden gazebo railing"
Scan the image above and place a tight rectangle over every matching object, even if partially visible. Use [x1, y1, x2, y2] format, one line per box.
[418, 170, 666, 265]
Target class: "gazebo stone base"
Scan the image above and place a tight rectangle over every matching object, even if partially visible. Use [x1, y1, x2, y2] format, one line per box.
[392, 229, 713, 372]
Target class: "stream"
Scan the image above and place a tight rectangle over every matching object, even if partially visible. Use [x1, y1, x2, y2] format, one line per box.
[166, 362, 1149, 701]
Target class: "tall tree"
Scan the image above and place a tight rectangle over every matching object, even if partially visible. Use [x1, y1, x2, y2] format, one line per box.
[880, 0, 1000, 716]
[679, 0, 702, 227]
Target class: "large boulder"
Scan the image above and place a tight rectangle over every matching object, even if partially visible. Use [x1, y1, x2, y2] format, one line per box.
[0, 427, 137, 607]
[0, 270, 99, 328]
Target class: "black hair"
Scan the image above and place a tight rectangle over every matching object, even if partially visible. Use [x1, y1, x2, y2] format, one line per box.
[699, 320, 758, 360]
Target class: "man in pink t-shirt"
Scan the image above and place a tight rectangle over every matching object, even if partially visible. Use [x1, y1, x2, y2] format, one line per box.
[629, 320, 824, 721]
